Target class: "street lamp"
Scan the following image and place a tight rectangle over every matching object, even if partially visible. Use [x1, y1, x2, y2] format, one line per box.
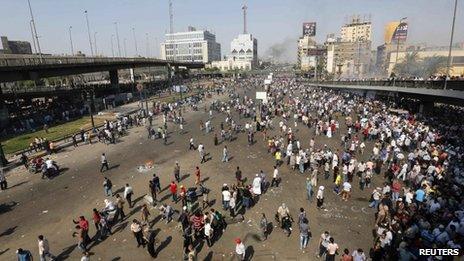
[27, 0, 43, 62]
[146, 33, 150, 57]
[94, 32, 98, 56]
[114, 22, 121, 57]
[111, 34, 115, 57]
[444, 0, 458, 90]
[132, 27, 138, 57]
[392, 17, 407, 87]
[69, 26, 74, 55]
[123, 38, 127, 57]
[84, 10, 94, 56]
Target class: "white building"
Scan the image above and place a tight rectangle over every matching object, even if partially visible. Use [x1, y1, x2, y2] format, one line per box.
[229, 34, 258, 66]
[160, 26, 221, 63]
[340, 17, 372, 42]
[209, 59, 252, 71]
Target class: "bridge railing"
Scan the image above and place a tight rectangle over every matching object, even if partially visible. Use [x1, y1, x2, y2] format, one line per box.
[309, 80, 464, 91]
[0, 55, 168, 67]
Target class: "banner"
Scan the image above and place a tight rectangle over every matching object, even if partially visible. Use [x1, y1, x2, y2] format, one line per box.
[303, 22, 316, 37]
[392, 22, 408, 41]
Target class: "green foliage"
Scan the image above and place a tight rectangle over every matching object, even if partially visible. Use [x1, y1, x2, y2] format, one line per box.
[393, 51, 446, 78]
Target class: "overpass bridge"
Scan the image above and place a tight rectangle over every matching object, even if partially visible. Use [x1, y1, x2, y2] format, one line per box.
[304, 80, 464, 106]
[0, 54, 204, 84]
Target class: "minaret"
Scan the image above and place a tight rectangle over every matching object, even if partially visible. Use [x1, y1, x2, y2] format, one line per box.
[242, 3, 247, 34]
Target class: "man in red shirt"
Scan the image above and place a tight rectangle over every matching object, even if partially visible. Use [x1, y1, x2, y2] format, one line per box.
[73, 216, 90, 244]
[392, 179, 402, 202]
[170, 181, 178, 203]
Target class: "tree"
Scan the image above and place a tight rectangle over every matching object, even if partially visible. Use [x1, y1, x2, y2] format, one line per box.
[393, 51, 446, 78]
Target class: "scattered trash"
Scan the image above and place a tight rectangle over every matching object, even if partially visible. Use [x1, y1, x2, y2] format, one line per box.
[42, 210, 48, 214]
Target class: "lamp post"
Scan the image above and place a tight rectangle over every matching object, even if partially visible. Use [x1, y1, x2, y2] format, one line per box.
[68, 26, 74, 55]
[29, 20, 37, 54]
[132, 27, 138, 57]
[27, 0, 43, 62]
[94, 32, 98, 56]
[393, 17, 407, 87]
[84, 10, 94, 56]
[111, 34, 115, 57]
[444, 0, 458, 90]
[114, 22, 121, 57]
[123, 38, 127, 57]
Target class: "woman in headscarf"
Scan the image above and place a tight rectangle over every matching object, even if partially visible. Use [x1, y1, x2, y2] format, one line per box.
[316, 186, 325, 209]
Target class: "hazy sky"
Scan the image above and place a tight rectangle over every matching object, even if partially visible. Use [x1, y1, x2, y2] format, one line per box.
[0, 0, 462, 59]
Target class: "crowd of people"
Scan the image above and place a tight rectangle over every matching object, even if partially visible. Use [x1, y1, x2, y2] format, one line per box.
[10, 72, 464, 261]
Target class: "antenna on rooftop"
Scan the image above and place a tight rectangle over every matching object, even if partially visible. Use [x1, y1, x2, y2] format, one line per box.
[242, 1, 248, 34]
[169, 0, 174, 34]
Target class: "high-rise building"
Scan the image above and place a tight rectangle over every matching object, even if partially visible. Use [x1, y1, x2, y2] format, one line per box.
[0, 36, 32, 54]
[340, 16, 372, 42]
[375, 21, 408, 76]
[160, 26, 221, 63]
[297, 35, 326, 72]
[325, 16, 372, 78]
[229, 34, 258, 66]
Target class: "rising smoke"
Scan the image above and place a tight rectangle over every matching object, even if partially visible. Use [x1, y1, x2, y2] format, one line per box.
[264, 37, 298, 64]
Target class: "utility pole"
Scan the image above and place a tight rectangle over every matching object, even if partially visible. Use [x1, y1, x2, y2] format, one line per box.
[123, 38, 127, 57]
[146, 33, 150, 57]
[68, 26, 74, 55]
[29, 20, 37, 54]
[132, 27, 138, 57]
[114, 22, 121, 57]
[27, 0, 43, 61]
[94, 32, 98, 56]
[444, 0, 458, 90]
[111, 34, 115, 57]
[84, 10, 94, 56]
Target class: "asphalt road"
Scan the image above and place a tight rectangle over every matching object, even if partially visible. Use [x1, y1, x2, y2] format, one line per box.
[0, 87, 380, 260]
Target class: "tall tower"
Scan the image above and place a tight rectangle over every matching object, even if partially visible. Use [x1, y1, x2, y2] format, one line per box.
[169, 0, 174, 33]
[242, 3, 247, 34]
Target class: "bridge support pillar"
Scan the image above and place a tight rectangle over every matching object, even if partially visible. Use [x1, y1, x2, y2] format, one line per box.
[419, 101, 435, 115]
[109, 70, 119, 91]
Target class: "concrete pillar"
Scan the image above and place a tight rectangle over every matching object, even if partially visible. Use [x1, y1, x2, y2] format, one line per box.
[419, 101, 435, 115]
[109, 70, 119, 91]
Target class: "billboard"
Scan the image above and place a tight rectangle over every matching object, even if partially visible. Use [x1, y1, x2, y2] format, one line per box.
[303, 22, 316, 36]
[392, 22, 408, 41]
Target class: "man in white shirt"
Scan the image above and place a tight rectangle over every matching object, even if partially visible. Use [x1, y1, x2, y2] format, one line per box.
[341, 181, 352, 201]
[38, 235, 56, 261]
[271, 166, 279, 187]
[235, 238, 246, 260]
[222, 189, 231, 210]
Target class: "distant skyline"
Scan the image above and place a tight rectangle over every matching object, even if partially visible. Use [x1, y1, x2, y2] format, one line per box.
[0, 0, 462, 60]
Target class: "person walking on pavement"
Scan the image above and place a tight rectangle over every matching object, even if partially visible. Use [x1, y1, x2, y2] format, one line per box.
[148, 180, 157, 205]
[38, 235, 56, 261]
[124, 184, 134, 208]
[189, 137, 195, 150]
[174, 161, 181, 182]
[235, 238, 246, 261]
[260, 213, 268, 241]
[114, 194, 126, 222]
[222, 146, 229, 162]
[198, 143, 206, 164]
[100, 153, 109, 172]
[130, 219, 146, 248]
[103, 177, 113, 197]
[170, 181, 178, 203]
[152, 173, 161, 192]
[271, 166, 280, 187]
[195, 166, 201, 185]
